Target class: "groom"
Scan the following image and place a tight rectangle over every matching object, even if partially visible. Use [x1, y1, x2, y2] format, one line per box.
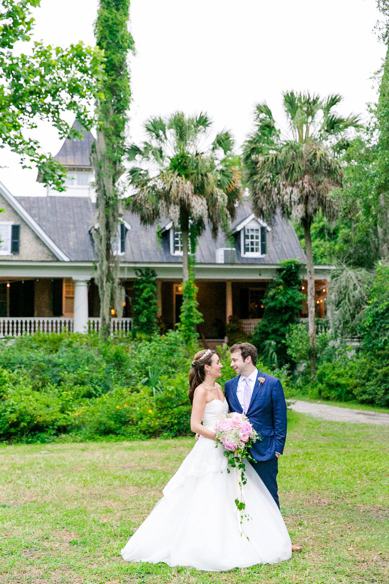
[225, 342, 287, 508]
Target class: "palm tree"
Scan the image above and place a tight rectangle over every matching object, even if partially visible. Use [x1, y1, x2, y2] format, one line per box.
[126, 112, 242, 282]
[243, 92, 360, 370]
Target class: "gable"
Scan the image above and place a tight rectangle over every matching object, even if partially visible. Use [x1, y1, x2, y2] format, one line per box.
[0, 192, 58, 261]
[0, 183, 69, 261]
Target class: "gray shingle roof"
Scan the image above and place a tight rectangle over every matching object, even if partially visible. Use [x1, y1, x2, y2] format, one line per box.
[53, 120, 94, 168]
[15, 196, 306, 264]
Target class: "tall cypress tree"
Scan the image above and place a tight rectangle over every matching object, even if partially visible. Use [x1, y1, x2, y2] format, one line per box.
[92, 0, 134, 339]
[375, 47, 389, 259]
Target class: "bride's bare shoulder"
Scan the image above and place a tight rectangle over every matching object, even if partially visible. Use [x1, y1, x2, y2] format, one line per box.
[193, 384, 207, 400]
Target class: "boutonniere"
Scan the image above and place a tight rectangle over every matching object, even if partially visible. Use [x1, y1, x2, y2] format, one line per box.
[259, 377, 265, 384]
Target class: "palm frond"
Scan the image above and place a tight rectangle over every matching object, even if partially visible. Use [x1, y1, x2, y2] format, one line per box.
[322, 93, 343, 116]
[127, 144, 143, 162]
[255, 102, 274, 121]
[212, 130, 234, 155]
[168, 111, 189, 151]
[144, 116, 167, 143]
[193, 112, 212, 133]
[282, 91, 299, 122]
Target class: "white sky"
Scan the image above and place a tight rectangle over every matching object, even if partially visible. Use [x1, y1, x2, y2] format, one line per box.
[0, 0, 386, 196]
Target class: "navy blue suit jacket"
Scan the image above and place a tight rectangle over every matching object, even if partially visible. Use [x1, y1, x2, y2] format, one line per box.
[224, 371, 287, 462]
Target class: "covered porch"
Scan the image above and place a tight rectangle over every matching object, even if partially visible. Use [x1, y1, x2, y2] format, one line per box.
[0, 262, 331, 339]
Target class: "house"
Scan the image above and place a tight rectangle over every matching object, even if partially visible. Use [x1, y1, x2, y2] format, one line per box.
[0, 120, 331, 341]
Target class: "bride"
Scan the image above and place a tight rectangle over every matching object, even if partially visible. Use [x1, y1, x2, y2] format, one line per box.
[121, 349, 292, 571]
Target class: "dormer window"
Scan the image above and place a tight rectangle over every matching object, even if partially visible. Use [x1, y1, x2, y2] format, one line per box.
[90, 221, 130, 255]
[65, 171, 91, 187]
[233, 213, 269, 258]
[172, 229, 183, 255]
[112, 223, 129, 255]
[169, 228, 193, 256]
[243, 225, 266, 256]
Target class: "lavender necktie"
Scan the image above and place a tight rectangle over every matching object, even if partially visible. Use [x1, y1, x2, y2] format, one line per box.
[242, 376, 251, 413]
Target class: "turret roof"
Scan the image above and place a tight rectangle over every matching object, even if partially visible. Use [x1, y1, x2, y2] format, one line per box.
[53, 119, 95, 168]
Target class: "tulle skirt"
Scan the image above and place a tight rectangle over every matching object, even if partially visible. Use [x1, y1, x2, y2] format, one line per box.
[121, 435, 292, 571]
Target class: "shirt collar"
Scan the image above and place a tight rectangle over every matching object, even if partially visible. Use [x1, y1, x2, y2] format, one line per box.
[242, 369, 258, 385]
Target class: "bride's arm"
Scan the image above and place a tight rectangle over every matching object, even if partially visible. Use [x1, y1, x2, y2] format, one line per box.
[190, 386, 217, 440]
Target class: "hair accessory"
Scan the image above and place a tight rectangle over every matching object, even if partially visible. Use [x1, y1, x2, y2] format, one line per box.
[191, 349, 212, 367]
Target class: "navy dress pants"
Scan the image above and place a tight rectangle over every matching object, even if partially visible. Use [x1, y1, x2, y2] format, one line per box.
[250, 457, 279, 508]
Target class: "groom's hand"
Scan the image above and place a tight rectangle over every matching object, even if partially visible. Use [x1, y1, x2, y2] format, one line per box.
[275, 452, 280, 458]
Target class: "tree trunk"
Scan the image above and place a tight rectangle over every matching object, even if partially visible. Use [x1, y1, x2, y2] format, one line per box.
[91, 129, 113, 341]
[182, 229, 189, 282]
[181, 212, 190, 283]
[303, 219, 316, 373]
[378, 193, 389, 259]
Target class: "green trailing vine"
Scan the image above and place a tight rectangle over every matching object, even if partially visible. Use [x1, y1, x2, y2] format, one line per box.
[91, 0, 134, 339]
[133, 269, 158, 336]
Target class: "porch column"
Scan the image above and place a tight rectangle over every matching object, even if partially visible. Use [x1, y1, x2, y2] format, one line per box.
[73, 279, 89, 333]
[157, 280, 162, 317]
[226, 281, 233, 322]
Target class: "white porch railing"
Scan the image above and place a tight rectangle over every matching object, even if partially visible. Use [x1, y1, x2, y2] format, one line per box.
[0, 317, 74, 337]
[87, 318, 133, 335]
[241, 319, 260, 335]
[240, 318, 329, 336]
[0, 317, 133, 337]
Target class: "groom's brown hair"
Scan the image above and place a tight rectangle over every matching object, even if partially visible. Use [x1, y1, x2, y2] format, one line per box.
[230, 342, 258, 366]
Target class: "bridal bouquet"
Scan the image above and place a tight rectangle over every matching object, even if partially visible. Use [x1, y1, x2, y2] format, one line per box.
[214, 413, 260, 528]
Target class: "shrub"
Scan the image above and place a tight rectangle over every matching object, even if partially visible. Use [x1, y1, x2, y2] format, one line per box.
[0, 369, 72, 442]
[177, 260, 203, 347]
[0, 331, 296, 443]
[360, 263, 389, 353]
[252, 260, 305, 368]
[133, 268, 158, 335]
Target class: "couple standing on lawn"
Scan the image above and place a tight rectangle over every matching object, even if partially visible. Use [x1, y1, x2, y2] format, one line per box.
[121, 342, 301, 572]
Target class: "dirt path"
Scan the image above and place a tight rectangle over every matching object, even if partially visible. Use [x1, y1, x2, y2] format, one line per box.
[288, 400, 389, 426]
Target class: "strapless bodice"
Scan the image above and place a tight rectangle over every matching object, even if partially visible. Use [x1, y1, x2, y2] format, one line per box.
[202, 398, 228, 431]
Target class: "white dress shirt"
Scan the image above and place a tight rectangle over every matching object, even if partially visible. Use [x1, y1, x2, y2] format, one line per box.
[236, 368, 258, 411]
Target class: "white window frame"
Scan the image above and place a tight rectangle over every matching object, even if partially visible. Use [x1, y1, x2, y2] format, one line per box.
[92, 221, 130, 256]
[65, 171, 92, 188]
[170, 228, 183, 256]
[169, 227, 194, 256]
[241, 223, 266, 258]
[0, 222, 13, 255]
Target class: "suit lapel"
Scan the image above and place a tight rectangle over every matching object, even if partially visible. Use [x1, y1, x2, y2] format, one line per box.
[231, 376, 243, 413]
[247, 369, 262, 413]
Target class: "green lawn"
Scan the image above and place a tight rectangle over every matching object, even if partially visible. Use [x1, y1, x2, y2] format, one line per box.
[1, 412, 388, 583]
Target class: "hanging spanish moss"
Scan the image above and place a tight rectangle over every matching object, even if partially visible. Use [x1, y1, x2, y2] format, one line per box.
[91, 0, 134, 339]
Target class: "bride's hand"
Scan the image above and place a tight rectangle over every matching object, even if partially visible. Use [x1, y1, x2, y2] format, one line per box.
[195, 433, 200, 441]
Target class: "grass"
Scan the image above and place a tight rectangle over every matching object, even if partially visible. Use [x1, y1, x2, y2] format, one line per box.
[1, 412, 388, 583]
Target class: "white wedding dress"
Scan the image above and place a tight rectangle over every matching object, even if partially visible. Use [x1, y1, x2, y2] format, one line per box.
[121, 398, 292, 571]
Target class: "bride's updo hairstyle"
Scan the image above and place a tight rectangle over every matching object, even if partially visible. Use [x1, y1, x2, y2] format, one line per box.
[188, 349, 216, 404]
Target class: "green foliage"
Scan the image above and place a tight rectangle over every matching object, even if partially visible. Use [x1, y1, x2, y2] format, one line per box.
[126, 111, 242, 283]
[330, 265, 375, 338]
[132, 268, 158, 335]
[252, 260, 305, 367]
[0, 0, 103, 189]
[312, 353, 389, 408]
[286, 323, 311, 364]
[0, 331, 197, 442]
[314, 358, 364, 402]
[92, 0, 134, 337]
[176, 261, 203, 346]
[360, 263, 389, 353]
